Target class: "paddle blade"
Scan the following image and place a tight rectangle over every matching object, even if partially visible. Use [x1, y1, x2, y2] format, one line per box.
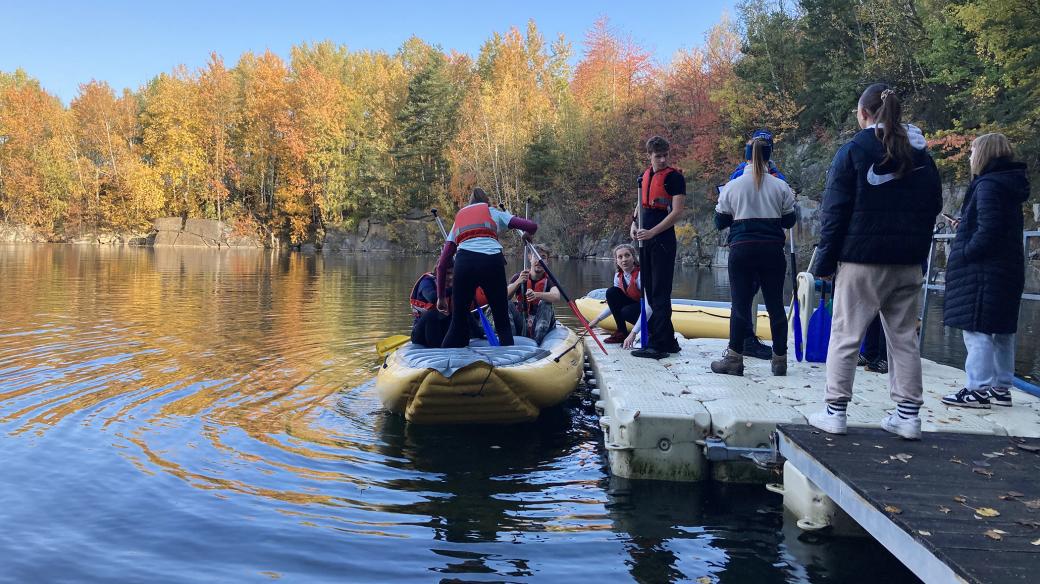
[376, 334, 411, 357]
[639, 297, 649, 348]
[569, 300, 608, 355]
[476, 308, 500, 346]
[793, 298, 803, 362]
[805, 299, 831, 363]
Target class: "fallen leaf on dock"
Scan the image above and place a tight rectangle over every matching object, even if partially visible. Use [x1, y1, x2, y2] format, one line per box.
[1016, 443, 1040, 453]
[975, 507, 1001, 517]
[954, 495, 968, 503]
[972, 467, 994, 478]
[939, 506, 951, 514]
[982, 452, 1004, 458]
[1033, 539, 1040, 546]
[1023, 499, 1040, 510]
[918, 530, 931, 536]
[696, 577, 712, 584]
[972, 460, 991, 467]
[1016, 519, 1040, 528]
[873, 445, 884, 449]
[949, 457, 965, 465]
[999, 491, 1024, 500]
[890, 453, 912, 463]
[984, 529, 1005, 540]
[884, 505, 902, 514]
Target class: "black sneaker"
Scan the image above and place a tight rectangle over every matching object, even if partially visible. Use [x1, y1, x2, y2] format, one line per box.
[742, 336, 773, 360]
[857, 354, 869, 367]
[941, 388, 991, 409]
[865, 359, 888, 374]
[983, 387, 1012, 407]
[665, 342, 682, 354]
[631, 347, 668, 360]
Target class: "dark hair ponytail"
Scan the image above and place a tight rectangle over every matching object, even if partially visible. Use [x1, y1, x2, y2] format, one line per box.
[859, 83, 913, 177]
[470, 188, 490, 205]
[750, 138, 769, 188]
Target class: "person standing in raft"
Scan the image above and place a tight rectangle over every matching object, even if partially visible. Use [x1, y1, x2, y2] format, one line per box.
[807, 84, 942, 440]
[587, 244, 645, 347]
[941, 133, 1030, 409]
[727, 128, 791, 361]
[711, 135, 797, 377]
[436, 188, 537, 348]
[630, 136, 685, 359]
[506, 245, 560, 343]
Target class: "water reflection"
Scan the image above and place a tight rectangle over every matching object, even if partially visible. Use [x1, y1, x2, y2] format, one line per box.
[0, 244, 995, 582]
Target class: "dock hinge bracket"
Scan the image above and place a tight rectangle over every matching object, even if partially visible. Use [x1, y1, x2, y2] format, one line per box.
[699, 432, 785, 470]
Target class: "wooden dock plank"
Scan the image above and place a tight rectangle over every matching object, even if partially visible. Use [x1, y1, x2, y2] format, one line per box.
[778, 424, 1040, 584]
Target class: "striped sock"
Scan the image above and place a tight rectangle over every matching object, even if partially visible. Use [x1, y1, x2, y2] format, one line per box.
[896, 402, 921, 419]
[826, 401, 848, 416]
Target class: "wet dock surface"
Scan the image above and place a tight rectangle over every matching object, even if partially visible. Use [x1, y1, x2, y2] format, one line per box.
[778, 424, 1040, 584]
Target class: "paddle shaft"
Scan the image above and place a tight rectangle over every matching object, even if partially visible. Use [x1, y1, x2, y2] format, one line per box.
[430, 208, 449, 240]
[636, 186, 649, 347]
[525, 242, 608, 355]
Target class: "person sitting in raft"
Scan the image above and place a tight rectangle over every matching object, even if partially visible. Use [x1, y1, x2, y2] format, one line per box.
[506, 245, 560, 343]
[411, 267, 488, 347]
[436, 188, 537, 348]
[587, 244, 647, 347]
[409, 269, 438, 325]
[726, 128, 789, 361]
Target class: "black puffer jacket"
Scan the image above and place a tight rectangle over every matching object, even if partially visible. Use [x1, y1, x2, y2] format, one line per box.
[943, 158, 1030, 334]
[815, 127, 943, 276]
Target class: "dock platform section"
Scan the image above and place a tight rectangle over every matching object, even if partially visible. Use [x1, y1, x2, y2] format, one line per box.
[586, 337, 1040, 483]
[776, 424, 1040, 584]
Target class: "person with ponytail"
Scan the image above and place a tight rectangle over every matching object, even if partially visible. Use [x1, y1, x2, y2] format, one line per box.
[711, 136, 797, 377]
[587, 243, 646, 346]
[807, 83, 943, 440]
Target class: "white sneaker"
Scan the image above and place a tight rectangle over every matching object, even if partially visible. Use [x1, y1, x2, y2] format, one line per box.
[881, 413, 921, 440]
[808, 410, 847, 435]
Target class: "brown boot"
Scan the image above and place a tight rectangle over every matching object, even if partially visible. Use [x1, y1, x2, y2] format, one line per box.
[771, 352, 787, 376]
[710, 349, 744, 376]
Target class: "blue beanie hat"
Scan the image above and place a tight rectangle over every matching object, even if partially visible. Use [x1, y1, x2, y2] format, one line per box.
[744, 129, 774, 161]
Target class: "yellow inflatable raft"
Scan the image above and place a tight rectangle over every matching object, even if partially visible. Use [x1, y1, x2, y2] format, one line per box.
[376, 325, 586, 424]
[575, 288, 773, 340]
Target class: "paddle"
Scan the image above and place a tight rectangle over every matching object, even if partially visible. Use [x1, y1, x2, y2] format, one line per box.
[471, 304, 500, 346]
[430, 208, 449, 240]
[805, 277, 831, 363]
[788, 230, 803, 362]
[376, 334, 411, 357]
[636, 185, 649, 349]
[525, 242, 609, 355]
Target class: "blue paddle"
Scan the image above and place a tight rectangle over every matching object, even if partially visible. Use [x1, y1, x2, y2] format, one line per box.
[636, 186, 649, 348]
[805, 280, 831, 363]
[471, 304, 500, 346]
[789, 231, 803, 361]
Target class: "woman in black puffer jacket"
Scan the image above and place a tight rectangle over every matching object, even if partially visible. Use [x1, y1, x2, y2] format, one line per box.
[942, 134, 1030, 409]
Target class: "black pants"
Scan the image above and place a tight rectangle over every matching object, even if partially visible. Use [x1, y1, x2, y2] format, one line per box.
[639, 228, 677, 351]
[605, 287, 641, 335]
[411, 310, 451, 347]
[442, 249, 514, 348]
[728, 243, 787, 355]
[861, 315, 887, 361]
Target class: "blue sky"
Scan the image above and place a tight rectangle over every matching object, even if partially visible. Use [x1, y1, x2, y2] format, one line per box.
[2, 0, 736, 103]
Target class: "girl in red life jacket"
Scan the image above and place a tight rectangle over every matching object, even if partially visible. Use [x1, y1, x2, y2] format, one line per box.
[588, 244, 647, 347]
[434, 188, 538, 348]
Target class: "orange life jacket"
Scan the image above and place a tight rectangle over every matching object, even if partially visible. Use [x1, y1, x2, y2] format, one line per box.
[454, 203, 498, 244]
[617, 268, 641, 302]
[409, 272, 435, 317]
[522, 274, 551, 309]
[640, 167, 679, 211]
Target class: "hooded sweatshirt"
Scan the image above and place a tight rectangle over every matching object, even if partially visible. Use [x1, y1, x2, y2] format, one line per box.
[814, 123, 943, 276]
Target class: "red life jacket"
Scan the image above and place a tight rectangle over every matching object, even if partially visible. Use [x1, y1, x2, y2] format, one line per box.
[523, 274, 551, 309]
[616, 268, 641, 302]
[640, 167, 680, 211]
[409, 272, 436, 317]
[454, 203, 498, 244]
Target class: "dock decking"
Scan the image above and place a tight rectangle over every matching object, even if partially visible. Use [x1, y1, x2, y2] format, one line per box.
[586, 336, 1040, 483]
[777, 424, 1040, 584]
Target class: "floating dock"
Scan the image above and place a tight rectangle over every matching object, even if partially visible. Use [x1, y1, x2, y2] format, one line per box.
[585, 336, 1040, 483]
[777, 424, 1040, 584]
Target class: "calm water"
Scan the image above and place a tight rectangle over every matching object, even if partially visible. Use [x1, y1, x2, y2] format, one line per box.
[1, 245, 1036, 583]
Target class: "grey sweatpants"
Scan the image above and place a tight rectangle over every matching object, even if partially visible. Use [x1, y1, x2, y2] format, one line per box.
[825, 262, 924, 407]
